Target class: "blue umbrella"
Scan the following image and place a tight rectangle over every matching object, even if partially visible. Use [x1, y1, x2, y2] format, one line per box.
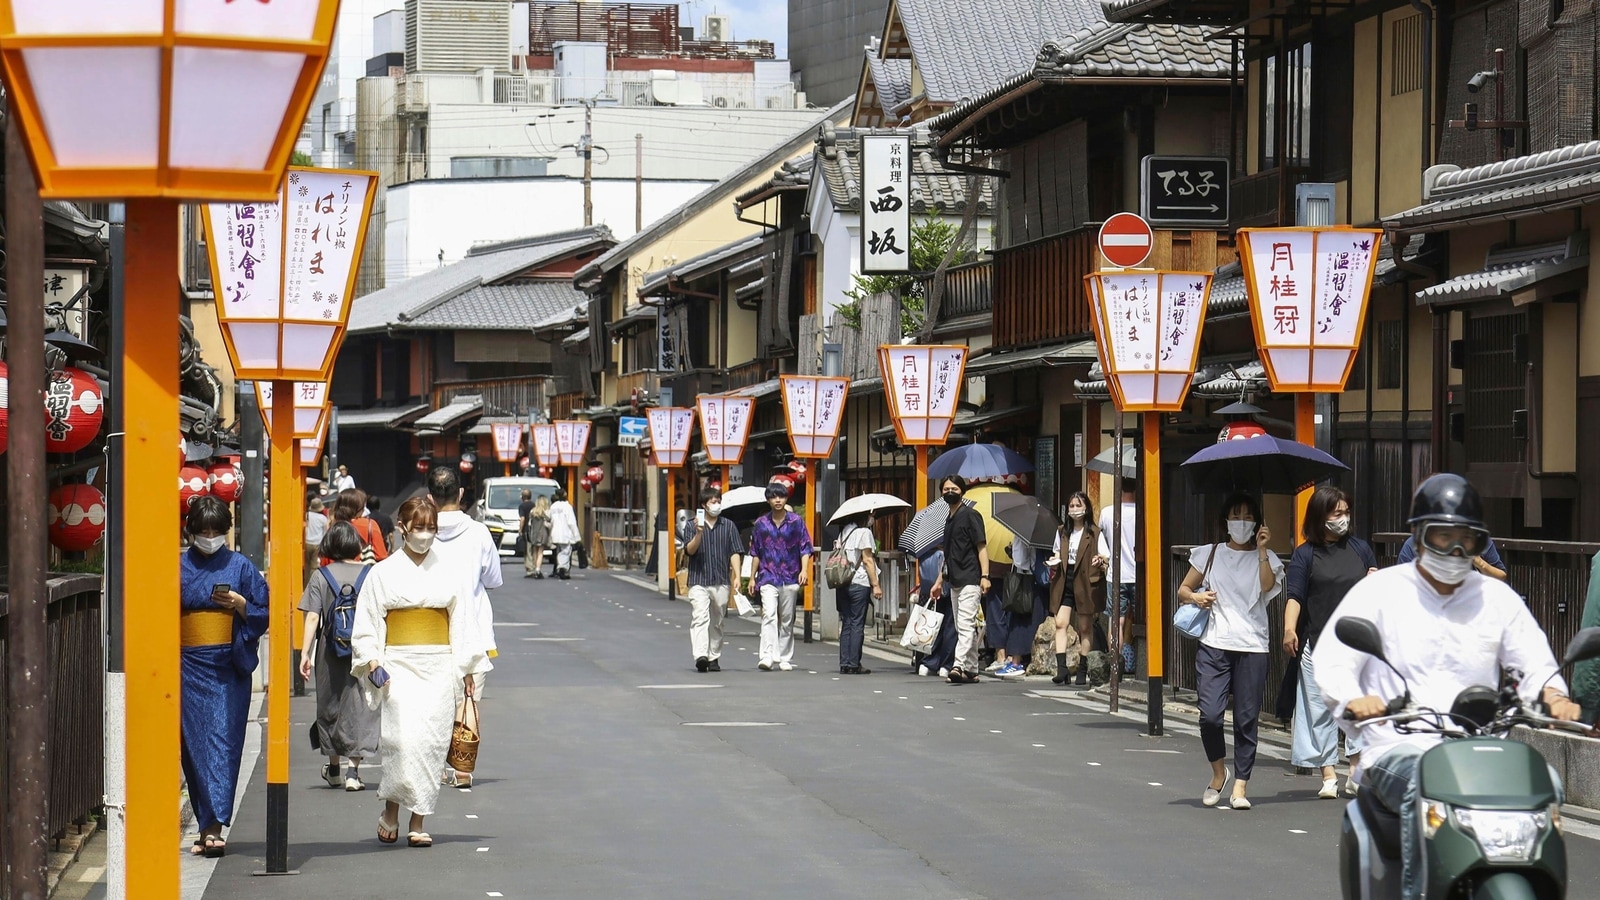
[1181, 434, 1349, 495]
[926, 443, 1034, 484]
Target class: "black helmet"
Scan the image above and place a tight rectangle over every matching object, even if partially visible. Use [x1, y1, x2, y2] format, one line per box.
[1407, 474, 1485, 529]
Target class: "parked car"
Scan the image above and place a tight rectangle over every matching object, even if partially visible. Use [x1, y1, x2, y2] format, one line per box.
[472, 476, 561, 557]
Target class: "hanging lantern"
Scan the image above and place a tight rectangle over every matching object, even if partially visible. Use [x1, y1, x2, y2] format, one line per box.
[538, 465, 553, 478]
[48, 483, 106, 552]
[208, 460, 243, 503]
[586, 464, 605, 483]
[179, 464, 211, 514]
[0, 360, 9, 455]
[1219, 421, 1269, 443]
[459, 458, 474, 474]
[580, 478, 593, 493]
[770, 474, 795, 494]
[519, 456, 531, 471]
[416, 456, 432, 474]
[785, 460, 808, 484]
[43, 366, 104, 454]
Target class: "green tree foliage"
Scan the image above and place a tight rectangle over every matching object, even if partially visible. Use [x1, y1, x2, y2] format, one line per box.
[835, 217, 973, 336]
[290, 151, 314, 167]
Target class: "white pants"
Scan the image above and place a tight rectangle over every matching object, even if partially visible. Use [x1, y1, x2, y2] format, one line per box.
[688, 584, 728, 662]
[759, 583, 799, 664]
[556, 542, 574, 572]
[952, 584, 983, 672]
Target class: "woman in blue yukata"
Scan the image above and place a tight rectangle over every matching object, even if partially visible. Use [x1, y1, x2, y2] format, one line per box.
[179, 495, 269, 858]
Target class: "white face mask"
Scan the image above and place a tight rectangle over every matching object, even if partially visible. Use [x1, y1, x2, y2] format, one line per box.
[191, 534, 227, 555]
[1418, 547, 1473, 585]
[404, 530, 436, 555]
[1068, 507, 1086, 521]
[705, 502, 721, 519]
[1227, 520, 1257, 545]
[1326, 516, 1350, 537]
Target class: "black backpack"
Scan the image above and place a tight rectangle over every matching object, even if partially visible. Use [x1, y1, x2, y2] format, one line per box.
[318, 565, 371, 658]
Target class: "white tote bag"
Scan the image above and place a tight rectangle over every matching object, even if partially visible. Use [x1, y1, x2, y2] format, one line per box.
[899, 600, 945, 654]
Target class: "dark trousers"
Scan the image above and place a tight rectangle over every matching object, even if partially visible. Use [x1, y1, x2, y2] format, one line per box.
[1196, 644, 1270, 781]
[838, 583, 871, 668]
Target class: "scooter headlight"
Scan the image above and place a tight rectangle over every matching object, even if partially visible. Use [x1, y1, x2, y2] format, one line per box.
[1451, 807, 1551, 862]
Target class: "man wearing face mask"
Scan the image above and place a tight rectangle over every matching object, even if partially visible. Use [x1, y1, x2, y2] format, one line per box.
[929, 475, 989, 684]
[680, 487, 744, 672]
[1317, 474, 1582, 899]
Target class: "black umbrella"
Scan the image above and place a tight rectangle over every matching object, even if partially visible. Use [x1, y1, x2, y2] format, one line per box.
[898, 498, 975, 555]
[44, 330, 102, 361]
[1182, 434, 1349, 494]
[989, 493, 1061, 549]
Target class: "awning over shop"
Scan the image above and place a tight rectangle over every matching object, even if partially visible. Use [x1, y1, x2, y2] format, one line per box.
[466, 416, 521, 436]
[966, 341, 1097, 376]
[334, 404, 430, 430]
[727, 378, 782, 399]
[607, 304, 657, 333]
[415, 395, 484, 434]
[1414, 233, 1588, 306]
[1075, 359, 1267, 401]
[562, 326, 591, 348]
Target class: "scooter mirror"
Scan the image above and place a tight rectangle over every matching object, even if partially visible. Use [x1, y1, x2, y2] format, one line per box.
[1562, 627, 1600, 666]
[1334, 617, 1388, 662]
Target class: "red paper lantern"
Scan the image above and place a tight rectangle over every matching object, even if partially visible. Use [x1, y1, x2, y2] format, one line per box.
[580, 478, 593, 493]
[416, 456, 432, 473]
[519, 456, 531, 471]
[538, 465, 553, 478]
[208, 461, 243, 504]
[586, 465, 605, 483]
[179, 464, 211, 514]
[48, 483, 106, 552]
[785, 460, 808, 484]
[770, 474, 795, 494]
[1219, 421, 1268, 443]
[43, 367, 104, 454]
[0, 361, 9, 455]
[459, 459, 474, 474]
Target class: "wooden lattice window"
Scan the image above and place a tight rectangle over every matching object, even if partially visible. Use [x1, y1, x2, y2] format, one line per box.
[1391, 14, 1425, 96]
[1462, 311, 1528, 464]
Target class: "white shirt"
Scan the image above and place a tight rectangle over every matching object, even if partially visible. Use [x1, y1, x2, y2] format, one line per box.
[433, 510, 504, 659]
[843, 525, 876, 588]
[1055, 524, 1086, 567]
[1188, 543, 1284, 653]
[334, 473, 355, 493]
[1096, 502, 1138, 584]
[548, 501, 580, 544]
[1010, 537, 1036, 573]
[1314, 563, 1567, 774]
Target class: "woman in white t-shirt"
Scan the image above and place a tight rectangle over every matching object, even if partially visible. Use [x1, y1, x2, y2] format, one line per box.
[836, 511, 881, 675]
[1176, 492, 1285, 811]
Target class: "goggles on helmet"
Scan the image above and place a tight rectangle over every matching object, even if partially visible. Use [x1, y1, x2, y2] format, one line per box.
[1418, 522, 1490, 558]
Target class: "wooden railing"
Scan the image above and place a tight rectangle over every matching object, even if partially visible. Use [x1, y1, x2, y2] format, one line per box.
[918, 257, 993, 321]
[660, 368, 726, 405]
[0, 574, 105, 889]
[992, 226, 1097, 349]
[429, 375, 550, 417]
[551, 391, 586, 419]
[1230, 165, 1311, 229]
[613, 371, 658, 407]
[725, 359, 774, 391]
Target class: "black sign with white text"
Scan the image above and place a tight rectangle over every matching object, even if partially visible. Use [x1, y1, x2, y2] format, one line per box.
[1139, 155, 1230, 228]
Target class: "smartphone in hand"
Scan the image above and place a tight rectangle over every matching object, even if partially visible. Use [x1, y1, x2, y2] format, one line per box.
[696, 509, 707, 528]
[368, 666, 390, 689]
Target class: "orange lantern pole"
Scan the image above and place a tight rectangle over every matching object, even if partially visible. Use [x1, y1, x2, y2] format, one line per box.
[1084, 268, 1212, 736]
[648, 407, 696, 598]
[1238, 227, 1382, 540]
[780, 376, 850, 623]
[698, 394, 755, 609]
[876, 343, 967, 546]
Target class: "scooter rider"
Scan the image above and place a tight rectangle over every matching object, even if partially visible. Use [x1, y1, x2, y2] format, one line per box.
[1315, 473, 1583, 900]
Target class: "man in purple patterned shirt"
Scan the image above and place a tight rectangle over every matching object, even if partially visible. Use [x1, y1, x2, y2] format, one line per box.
[747, 482, 813, 671]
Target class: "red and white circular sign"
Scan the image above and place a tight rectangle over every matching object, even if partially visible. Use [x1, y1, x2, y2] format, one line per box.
[1098, 212, 1154, 269]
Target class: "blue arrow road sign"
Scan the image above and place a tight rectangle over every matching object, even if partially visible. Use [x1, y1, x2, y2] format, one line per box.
[619, 416, 647, 447]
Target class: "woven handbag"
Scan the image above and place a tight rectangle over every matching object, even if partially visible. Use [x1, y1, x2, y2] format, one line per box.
[446, 694, 480, 774]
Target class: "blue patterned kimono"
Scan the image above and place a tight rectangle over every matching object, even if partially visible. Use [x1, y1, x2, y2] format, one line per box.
[179, 547, 269, 831]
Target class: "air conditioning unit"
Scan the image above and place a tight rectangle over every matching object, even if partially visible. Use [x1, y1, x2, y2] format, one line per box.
[765, 96, 785, 109]
[1294, 182, 1337, 226]
[526, 80, 551, 104]
[711, 94, 731, 108]
[703, 14, 730, 42]
[624, 84, 652, 107]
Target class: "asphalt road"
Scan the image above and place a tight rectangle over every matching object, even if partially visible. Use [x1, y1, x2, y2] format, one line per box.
[199, 569, 1600, 899]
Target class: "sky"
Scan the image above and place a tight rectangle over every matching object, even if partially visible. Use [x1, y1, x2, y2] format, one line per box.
[681, 0, 788, 58]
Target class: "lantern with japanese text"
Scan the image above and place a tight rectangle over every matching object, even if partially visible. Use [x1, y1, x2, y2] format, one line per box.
[1219, 421, 1269, 443]
[207, 460, 243, 504]
[179, 464, 210, 514]
[299, 412, 329, 467]
[256, 380, 329, 440]
[0, 360, 9, 455]
[785, 460, 808, 484]
[554, 420, 591, 466]
[1238, 227, 1382, 392]
[490, 422, 523, 463]
[696, 395, 755, 466]
[204, 168, 379, 382]
[42, 366, 103, 453]
[1081, 272, 1213, 412]
[531, 423, 558, 469]
[779, 375, 849, 458]
[48, 483, 105, 552]
[876, 345, 967, 444]
[586, 465, 605, 484]
[646, 407, 695, 467]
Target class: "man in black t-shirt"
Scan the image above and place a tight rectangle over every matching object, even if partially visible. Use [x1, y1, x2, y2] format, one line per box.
[929, 475, 990, 683]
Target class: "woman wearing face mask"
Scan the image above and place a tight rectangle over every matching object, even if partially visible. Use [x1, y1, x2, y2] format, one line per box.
[1284, 486, 1378, 798]
[836, 509, 882, 675]
[1048, 492, 1102, 685]
[179, 496, 270, 858]
[1176, 492, 1285, 810]
[351, 497, 490, 848]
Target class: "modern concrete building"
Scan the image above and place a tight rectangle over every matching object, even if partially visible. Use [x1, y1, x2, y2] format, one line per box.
[788, 0, 890, 107]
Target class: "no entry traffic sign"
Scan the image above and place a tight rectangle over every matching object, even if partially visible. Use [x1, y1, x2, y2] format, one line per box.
[1098, 212, 1154, 269]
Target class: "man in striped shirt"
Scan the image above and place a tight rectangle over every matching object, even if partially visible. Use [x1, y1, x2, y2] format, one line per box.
[680, 487, 745, 672]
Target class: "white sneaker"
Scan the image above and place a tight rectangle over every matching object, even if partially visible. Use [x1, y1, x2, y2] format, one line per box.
[1344, 779, 1360, 797]
[1318, 778, 1339, 799]
[938, 668, 950, 678]
[917, 665, 931, 677]
[759, 659, 773, 671]
[777, 661, 794, 672]
[985, 659, 1006, 672]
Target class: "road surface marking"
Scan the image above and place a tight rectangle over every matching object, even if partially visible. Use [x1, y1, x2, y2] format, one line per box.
[1147, 782, 1163, 787]
[681, 722, 786, 727]
[478, 847, 490, 852]
[1032, 744, 1045, 748]
[1088, 762, 1102, 766]
[76, 867, 105, 883]
[487, 893, 504, 897]
[1125, 748, 1182, 754]
[521, 637, 585, 641]
[495, 623, 540, 627]
[953, 717, 966, 721]
[990, 730, 1003, 734]
[898, 696, 908, 700]
[639, 684, 725, 690]
[1289, 830, 1307, 834]
[925, 706, 934, 709]
[465, 814, 479, 819]
[874, 690, 883, 694]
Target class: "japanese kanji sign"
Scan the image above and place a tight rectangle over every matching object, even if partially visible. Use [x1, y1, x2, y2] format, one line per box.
[780, 376, 850, 458]
[876, 345, 968, 445]
[697, 396, 755, 466]
[203, 166, 378, 380]
[531, 423, 559, 468]
[1139, 156, 1230, 228]
[859, 134, 912, 274]
[647, 407, 696, 467]
[553, 420, 591, 466]
[1083, 272, 1213, 412]
[1239, 227, 1382, 392]
[255, 380, 328, 440]
[491, 423, 524, 463]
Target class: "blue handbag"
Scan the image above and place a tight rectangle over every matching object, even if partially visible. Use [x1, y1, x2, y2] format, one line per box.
[1173, 543, 1218, 640]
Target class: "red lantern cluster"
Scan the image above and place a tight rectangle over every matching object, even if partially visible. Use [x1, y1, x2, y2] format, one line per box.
[48, 483, 106, 552]
[179, 464, 211, 514]
[784, 460, 807, 484]
[586, 465, 605, 483]
[43, 367, 104, 454]
[208, 460, 243, 503]
[538, 465, 553, 478]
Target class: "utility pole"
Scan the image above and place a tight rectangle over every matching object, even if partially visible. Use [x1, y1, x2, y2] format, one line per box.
[582, 100, 594, 226]
[635, 132, 643, 232]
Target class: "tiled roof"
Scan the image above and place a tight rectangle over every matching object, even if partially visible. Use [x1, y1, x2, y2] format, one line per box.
[1385, 140, 1600, 232]
[733, 154, 815, 209]
[348, 226, 613, 334]
[865, 55, 913, 115]
[335, 404, 430, 430]
[815, 127, 995, 215]
[894, 0, 1103, 105]
[1076, 358, 1266, 399]
[1415, 234, 1589, 305]
[640, 233, 767, 296]
[967, 340, 1098, 375]
[398, 281, 588, 331]
[1100, 0, 1247, 25]
[415, 395, 484, 434]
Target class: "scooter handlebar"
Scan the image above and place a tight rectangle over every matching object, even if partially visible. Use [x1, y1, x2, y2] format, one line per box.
[1342, 695, 1410, 721]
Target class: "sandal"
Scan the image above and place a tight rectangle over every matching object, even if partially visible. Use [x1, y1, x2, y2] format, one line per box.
[407, 831, 433, 848]
[377, 815, 399, 844]
[190, 839, 206, 856]
[202, 835, 226, 858]
[947, 667, 967, 684]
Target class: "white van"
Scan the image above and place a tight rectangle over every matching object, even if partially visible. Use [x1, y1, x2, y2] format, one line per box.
[473, 475, 562, 557]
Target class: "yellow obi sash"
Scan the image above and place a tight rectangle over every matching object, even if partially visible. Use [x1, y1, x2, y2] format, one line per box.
[387, 607, 450, 646]
[181, 610, 235, 647]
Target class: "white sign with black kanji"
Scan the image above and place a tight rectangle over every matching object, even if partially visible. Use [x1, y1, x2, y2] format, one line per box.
[860, 134, 912, 274]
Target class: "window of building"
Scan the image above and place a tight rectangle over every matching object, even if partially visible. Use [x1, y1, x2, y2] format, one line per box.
[1462, 311, 1528, 464]
[1261, 42, 1313, 169]
[1376, 318, 1403, 390]
[449, 156, 549, 179]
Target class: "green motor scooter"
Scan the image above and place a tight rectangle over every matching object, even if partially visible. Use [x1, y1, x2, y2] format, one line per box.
[1336, 618, 1600, 900]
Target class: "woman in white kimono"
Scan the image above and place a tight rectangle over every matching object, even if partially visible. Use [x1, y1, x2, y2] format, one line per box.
[352, 497, 490, 847]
